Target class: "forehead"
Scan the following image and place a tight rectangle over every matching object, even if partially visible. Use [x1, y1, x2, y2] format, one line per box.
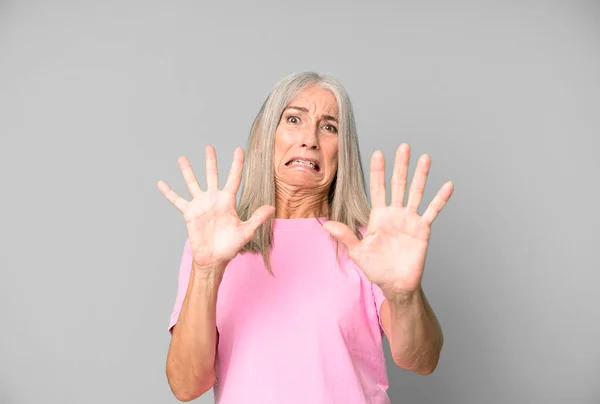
[288, 85, 338, 115]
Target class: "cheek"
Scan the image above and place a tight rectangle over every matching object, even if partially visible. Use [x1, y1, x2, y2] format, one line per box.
[274, 128, 300, 160]
[274, 126, 293, 147]
[273, 128, 286, 161]
[330, 159, 339, 175]
[324, 141, 339, 170]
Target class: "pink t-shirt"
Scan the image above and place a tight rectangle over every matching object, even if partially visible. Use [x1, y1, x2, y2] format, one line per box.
[168, 217, 390, 403]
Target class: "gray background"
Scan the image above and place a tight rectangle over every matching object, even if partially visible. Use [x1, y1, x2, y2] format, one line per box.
[1, 1, 599, 403]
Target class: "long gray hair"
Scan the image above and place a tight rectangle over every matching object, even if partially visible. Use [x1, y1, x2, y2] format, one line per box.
[237, 72, 371, 274]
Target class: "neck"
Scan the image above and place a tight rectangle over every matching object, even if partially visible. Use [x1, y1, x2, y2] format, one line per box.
[274, 182, 330, 219]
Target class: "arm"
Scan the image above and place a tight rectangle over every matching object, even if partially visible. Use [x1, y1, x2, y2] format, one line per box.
[158, 147, 275, 401]
[380, 286, 443, 375]
[166, 262, 226, 402]
[322, 145, 452, 375]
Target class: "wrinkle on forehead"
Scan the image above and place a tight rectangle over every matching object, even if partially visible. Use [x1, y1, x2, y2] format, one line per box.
[290, 85, 338, 118]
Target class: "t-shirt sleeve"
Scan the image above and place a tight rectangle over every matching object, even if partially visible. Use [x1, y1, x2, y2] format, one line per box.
[371, 281, 387, 333]
[168, 237, 193, 335]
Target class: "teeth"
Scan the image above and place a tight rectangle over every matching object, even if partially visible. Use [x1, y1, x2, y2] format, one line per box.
[290, 159, 317, 169]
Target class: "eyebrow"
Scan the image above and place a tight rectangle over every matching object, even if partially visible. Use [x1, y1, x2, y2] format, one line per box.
[284, 105, 338, 123]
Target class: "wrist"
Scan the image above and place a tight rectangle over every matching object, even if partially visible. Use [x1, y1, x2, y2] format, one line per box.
[382, 284, 422, 305]
[193, 261, 227, 284]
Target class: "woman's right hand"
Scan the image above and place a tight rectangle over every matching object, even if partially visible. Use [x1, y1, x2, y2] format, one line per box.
[157, 145, 275, 274]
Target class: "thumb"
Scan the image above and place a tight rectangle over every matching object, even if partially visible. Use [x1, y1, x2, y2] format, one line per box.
[322, 220, 360, 251]
[242, 205, 276, 240]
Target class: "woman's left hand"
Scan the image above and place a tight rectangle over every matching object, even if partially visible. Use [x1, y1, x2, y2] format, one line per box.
[323, 143, 454, 298]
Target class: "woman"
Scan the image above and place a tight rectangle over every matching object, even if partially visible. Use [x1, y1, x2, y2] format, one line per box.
[157, 72, 454, 403]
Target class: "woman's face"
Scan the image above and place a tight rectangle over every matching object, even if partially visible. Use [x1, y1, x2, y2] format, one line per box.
[273, 85, 339, 192]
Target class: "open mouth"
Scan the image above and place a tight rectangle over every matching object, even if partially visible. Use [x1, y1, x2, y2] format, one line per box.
[285, 159, 320, 172]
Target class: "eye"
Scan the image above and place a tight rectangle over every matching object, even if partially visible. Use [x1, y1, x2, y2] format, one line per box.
[286, 115, 300, 124]
[323, 124, 338, 133]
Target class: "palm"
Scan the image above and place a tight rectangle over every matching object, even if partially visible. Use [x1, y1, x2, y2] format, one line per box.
[183, 190, 247, 266]
[323, 143, 454, 295]
[157, 146, 275, 269]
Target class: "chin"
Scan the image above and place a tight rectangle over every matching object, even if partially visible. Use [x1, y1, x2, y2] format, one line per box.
[278, 174, 320, 188]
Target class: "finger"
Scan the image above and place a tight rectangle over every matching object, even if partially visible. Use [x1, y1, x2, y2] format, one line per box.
[178, 156, 203, 198]
[422, 181, 454, 225]
[322, 220, 360, 251]
[241, 205, 276, 241]
[156, 180, 188, 213]
[223, 147, 244, 195]
[390, 143, 410, 207]
[369, 150, 386, 208]
[205, 145, 218, 190]
[406, 154, 431, 213]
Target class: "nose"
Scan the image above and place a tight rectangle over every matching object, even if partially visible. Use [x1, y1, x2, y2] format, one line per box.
[299, 125, 320, 150]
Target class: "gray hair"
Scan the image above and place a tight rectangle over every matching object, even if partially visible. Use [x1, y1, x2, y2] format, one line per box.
[237, 71, 371, 274]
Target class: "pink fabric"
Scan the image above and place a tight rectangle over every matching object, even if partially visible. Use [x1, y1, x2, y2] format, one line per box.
[168, 217, 390, 404]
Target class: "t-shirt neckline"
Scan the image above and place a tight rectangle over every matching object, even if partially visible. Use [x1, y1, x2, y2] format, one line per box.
[272, 216, 329, 230]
